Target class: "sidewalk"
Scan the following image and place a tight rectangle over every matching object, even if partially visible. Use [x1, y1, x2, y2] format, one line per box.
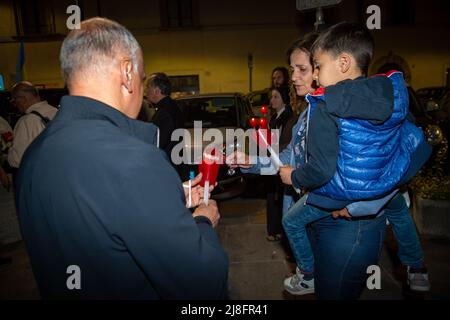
[217, 197, 450, 300]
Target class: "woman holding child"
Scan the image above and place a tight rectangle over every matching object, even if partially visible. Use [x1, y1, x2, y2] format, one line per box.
[230, 23, 430, 299]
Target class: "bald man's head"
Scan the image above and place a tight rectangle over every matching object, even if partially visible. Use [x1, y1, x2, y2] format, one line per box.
[60, 17, 142, 89]
[59, 17, 145, 119]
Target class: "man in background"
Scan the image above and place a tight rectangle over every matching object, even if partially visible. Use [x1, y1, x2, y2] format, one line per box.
[8, 82, 57, 170]
[146, 73, 184, 170]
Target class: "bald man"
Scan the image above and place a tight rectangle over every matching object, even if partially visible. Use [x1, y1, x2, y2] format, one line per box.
[16, 17, 228, 299]
[8, 82, 57, 168]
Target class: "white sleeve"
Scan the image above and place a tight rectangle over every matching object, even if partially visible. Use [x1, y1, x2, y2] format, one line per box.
[8, 116, 44, 168]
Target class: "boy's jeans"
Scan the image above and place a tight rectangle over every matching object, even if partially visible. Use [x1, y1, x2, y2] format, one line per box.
[282, 195, 329, 274]
[384, 193, 424, 268]
[282, 193, 424, 275]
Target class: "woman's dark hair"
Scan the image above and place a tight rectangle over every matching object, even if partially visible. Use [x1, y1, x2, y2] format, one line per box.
[271, 85, 290, 106]
[271, 67, 289, 87]
[286, 32, 320, 67]
[286, 32, 319, 114]
[311, 22, 374, 75]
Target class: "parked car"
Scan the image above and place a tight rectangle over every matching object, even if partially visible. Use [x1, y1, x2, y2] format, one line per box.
[246, 88, 270, 117]
[408, 86, 449, 200]
[176, 93, 257, 200]
[416, 86, 449, 111]
[408, 86, 449, 148]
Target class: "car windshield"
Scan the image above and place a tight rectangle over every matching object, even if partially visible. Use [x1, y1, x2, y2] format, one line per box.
[179, 96, 238, 128]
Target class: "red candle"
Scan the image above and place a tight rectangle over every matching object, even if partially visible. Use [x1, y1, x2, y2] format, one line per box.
[259, 117, 267, 129]
[260, 105, 268, 115]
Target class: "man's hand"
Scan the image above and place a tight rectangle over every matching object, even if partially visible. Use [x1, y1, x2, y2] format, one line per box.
[192, 200, 220, 228]
[332, 207, 352, 219]
[226, 150, 252, 169]
[279, 165, 294, 185]
[183, 172, 215, 208]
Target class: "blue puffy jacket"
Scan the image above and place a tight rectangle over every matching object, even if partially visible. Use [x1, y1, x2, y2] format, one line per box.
[308, 71, 426, 201]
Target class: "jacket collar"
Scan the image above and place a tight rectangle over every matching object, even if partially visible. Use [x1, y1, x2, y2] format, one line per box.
[26, 101, 50, 113]
[58, 95, 158, 145]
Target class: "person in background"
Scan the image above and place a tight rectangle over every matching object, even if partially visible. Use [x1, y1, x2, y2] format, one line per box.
[146, 72, 184, 173]
[7, 82, 57, 171]
[0, 115, 13, 190]
[0, 115, 13, 268]
[271, 66, 289, 88]
[265, 85, 296, 242]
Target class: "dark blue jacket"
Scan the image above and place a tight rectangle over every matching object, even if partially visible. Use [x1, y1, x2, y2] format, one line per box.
[16, 96, 229, 299]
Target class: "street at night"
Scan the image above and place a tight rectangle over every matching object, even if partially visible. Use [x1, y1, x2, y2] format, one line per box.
[0, 0, 449, 310]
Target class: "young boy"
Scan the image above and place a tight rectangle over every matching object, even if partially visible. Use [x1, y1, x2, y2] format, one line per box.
[278, 22, 431, 295]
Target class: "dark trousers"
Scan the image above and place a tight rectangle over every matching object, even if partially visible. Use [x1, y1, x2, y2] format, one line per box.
[265, 175, 284, 236]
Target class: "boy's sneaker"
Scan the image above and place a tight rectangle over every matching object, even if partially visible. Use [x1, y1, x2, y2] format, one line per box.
[407, 266, 430, 292]
[284, 267, 315, 295]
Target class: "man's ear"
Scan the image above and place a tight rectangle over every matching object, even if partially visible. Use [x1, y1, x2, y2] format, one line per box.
[338, 53, 352, 74]
[121, 59, 133, 93]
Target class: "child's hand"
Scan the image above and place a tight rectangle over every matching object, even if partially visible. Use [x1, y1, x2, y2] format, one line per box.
[279, 166, 294, 185]
[332, 208, 352, 219]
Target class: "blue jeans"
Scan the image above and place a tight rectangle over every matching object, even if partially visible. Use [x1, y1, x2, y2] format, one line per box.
[310, 214, 387, 299]
[283, 192, 425, 276]
[384, 193, 424, 268]
[282, 195, 329, 274]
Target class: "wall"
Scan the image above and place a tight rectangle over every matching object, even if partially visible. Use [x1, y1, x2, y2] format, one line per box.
[0, 0, 449, 92]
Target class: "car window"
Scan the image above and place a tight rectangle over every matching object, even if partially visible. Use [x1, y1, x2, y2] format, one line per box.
[244, 98, 254, 116]
[236, 96, 249, 128]
[179, 96, 238, 128]
[249, 92, 270, 107]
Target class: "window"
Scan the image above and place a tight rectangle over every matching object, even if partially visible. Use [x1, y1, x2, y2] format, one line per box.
[13, 0, 56, 36]
[169, 75, 200, 96]
[160, 0, 198, 29]
[179, 96, 237, 128]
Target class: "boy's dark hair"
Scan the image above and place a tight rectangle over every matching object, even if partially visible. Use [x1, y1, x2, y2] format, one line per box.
[148, 72, 172, 96]
[311, 22, 374, 75]
[286, 32, 319, 67]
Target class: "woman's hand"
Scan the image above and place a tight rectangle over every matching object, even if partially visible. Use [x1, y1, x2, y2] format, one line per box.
[183, 172, 216, 208]
[226, 150, 252, 169]
[279, 165, 294, 185]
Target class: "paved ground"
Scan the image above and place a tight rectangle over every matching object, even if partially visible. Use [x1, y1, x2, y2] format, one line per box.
[1, 196, 449, 300]
[218, 198, 450, 300]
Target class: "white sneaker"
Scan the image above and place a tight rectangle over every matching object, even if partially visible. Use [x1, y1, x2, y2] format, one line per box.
[284, 267, 315, 295]
[407, 266, 431, 292]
